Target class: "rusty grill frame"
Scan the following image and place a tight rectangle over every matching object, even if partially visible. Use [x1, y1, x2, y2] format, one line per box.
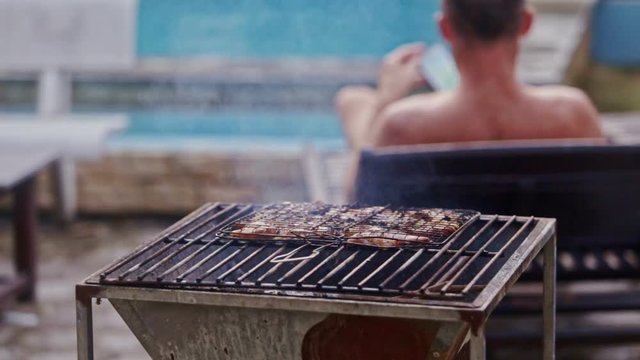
[76, 203, 557, 360]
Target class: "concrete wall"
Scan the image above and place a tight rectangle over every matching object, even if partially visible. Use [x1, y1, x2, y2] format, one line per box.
[36, 151, 309, 215]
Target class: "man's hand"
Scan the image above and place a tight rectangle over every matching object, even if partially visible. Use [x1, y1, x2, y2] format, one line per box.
[377, 43, 427, 108]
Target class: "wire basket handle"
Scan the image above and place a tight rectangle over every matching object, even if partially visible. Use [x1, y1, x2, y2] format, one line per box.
[271, 243, 336, 264]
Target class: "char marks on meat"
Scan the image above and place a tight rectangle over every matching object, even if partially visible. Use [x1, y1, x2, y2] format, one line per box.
[222, 202, 478, 248]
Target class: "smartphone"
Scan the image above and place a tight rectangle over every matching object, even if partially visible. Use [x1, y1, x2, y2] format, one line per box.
[420, 43, 459, 92]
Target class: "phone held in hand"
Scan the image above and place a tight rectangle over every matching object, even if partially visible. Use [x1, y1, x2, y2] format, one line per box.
[420, 43, 459, 92]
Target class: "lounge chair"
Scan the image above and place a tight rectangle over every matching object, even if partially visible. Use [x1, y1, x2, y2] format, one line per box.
[354, 139, 640, 344]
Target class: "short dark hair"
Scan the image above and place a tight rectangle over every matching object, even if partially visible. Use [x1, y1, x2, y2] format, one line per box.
[444, 0, 526, 42]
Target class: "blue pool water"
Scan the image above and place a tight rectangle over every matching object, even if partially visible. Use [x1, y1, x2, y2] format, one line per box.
[106, 110, 347, 152]
[138, 0, 440, 58]
[6, 109, 347, 152]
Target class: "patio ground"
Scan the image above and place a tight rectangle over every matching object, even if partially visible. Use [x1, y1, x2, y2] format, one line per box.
[0, 216, 173, 359]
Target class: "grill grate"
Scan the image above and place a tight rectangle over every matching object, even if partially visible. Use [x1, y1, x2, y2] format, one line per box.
[97, 203, 538, 304]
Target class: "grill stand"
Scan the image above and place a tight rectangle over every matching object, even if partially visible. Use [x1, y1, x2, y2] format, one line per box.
[543, 235, 557, 360]
[75, 236, 556, 360]
[76, 288, 93, 360]
[467, 237, 555, 360]
[470, 326, 485, 360]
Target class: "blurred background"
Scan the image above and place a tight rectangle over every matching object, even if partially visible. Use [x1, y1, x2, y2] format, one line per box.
[0, 0, 639, 213]
[0, 0, 639, 359]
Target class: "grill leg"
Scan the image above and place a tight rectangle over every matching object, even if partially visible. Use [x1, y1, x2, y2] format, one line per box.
[543, 235, 557, 360]
[76, 287, 94, 360]
[469, 325, 486, 360]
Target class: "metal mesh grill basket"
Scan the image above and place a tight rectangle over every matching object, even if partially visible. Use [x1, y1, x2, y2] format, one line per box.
[217, 203, 480, 248]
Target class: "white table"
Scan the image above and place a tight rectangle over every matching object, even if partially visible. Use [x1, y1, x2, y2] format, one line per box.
[0, 115, 128, 221]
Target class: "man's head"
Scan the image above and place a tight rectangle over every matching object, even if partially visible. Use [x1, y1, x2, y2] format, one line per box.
[439, 0, 534, 44]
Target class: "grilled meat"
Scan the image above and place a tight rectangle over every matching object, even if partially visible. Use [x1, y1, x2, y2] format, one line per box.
[223, 203, 477, 248]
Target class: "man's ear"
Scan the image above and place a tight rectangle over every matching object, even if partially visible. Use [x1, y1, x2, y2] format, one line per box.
[519, 6, 535, 36]
[437, 12, 454, 42]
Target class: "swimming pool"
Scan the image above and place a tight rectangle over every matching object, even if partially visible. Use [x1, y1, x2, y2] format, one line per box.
[137, 0, 440, 58]
[104, 110, 347, 152]
[4, 109, 346, 152]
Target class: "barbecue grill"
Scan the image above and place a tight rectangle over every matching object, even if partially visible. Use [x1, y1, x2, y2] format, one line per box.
[76, 202, 557, 360]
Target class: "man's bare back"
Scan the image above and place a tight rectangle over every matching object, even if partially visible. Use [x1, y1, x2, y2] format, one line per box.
[369, 85, 602, 147]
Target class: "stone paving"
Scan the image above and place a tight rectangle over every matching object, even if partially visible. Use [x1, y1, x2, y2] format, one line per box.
[0, 217, 175, 360]
[0, 216, 639, 359]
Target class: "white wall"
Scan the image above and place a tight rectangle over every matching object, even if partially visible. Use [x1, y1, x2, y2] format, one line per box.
[0, 0, 137, 71]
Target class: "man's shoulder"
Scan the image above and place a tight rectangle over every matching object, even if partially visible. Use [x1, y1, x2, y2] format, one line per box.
[372, 91, 468, 146]
[525, 85, 602, 137]
[526, 85, 594, 112]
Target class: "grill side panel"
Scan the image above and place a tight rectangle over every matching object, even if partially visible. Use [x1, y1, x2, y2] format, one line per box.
[110, 299, 469, 360]
[110, 299, 327, 360]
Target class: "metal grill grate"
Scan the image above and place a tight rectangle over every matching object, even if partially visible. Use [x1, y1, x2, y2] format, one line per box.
[97, 203, 538, 305]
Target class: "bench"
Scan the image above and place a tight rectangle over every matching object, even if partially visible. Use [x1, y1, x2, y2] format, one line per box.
[354, 140, 640, 344]
[0, 146, 58, 305]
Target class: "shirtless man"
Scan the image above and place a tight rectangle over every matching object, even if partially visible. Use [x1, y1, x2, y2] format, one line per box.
[336, 0, 603, 188]
[327, 2, 603, 358]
